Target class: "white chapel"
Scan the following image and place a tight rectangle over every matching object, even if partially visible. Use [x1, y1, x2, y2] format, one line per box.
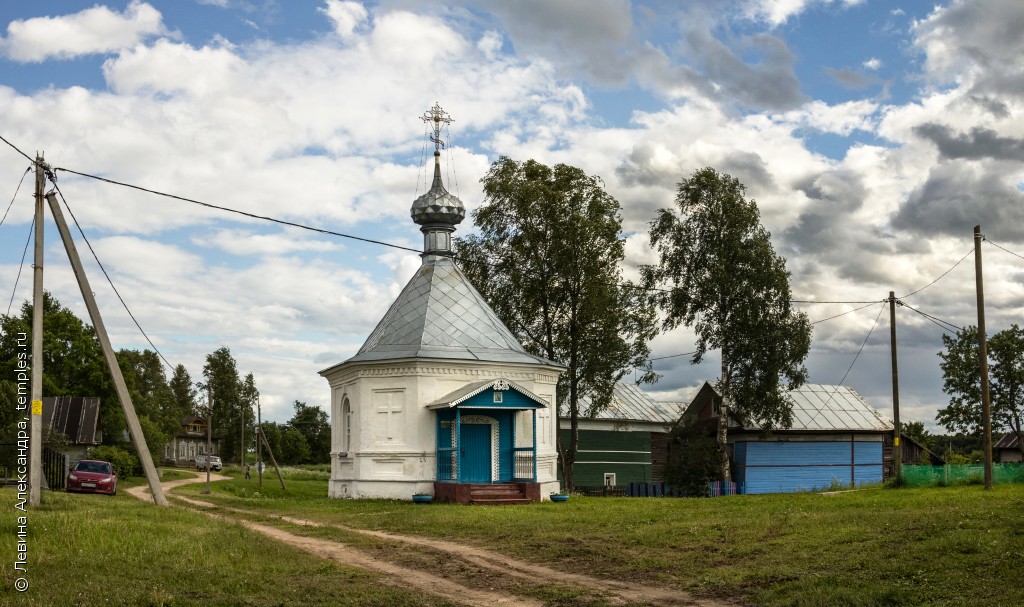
[319, 104, 565, 503]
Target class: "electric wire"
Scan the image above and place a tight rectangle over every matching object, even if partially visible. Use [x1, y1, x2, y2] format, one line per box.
[899, 247, 974, 299]
[51, 183, 176, 371]
[805, 302, 887, 428]
[53, 167, 423, 255]
[984, 238, 1024, 263]
[896, 300, 964, 333]
[810, 301, 880, 325]
[649, 350, 699, 362]
[0, 134, 34, 163]
[0, 167, 32, 229]
[6, 217, 35, 317]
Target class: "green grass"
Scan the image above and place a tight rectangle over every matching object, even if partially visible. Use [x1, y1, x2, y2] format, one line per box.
[0, 489, 457, 607]
[178, 476, 1024, 607]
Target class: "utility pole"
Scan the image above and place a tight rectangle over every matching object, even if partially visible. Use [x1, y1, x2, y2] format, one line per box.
[975, 225, 993, 490]
[257, 425, 286, 490]
[240, 402, 245, 468]
[28, 155, 45, 508]
[889, 291, 902, 483]
[44, 192, 168, 505]
[257, 394, 263, 488]
[205, 384, 213, 494]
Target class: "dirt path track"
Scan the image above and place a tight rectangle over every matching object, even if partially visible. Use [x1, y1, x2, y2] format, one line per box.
[131, 471, 734, 607]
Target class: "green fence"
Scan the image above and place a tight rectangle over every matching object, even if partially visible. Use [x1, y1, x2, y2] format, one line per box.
[902, 463, 1024, 487]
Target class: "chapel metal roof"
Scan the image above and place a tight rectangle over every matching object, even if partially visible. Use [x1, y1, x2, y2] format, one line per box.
[345, 254, 560, 366]
[578, 383, 686, 424]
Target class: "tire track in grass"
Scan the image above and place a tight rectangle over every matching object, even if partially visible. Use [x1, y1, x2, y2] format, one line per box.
[129, 472, 540, 607]
[136, 472, 737, 606]
[175, 493, 734, 607]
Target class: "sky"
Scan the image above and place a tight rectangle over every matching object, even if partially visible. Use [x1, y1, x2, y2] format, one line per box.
[0, 1, 1022, 430]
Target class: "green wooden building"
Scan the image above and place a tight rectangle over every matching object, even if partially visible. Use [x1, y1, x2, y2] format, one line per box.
[558, 383, 689, 486]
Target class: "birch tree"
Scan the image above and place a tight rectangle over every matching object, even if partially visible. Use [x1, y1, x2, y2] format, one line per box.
[643, 167, 811, 481]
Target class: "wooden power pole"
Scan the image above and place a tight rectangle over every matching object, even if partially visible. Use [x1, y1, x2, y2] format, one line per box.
[256, 394, 263, 488]
[889, 291, 902, 482]
[258, 425, 286, 490]
[975, 225, 994, 490]
[28, 155, 45, 508]
[44, 192, 168, 505]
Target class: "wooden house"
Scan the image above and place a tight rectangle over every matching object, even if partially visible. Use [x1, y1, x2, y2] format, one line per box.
[995, 433, 1023, 463]
[559, 383, 687, 486]
[163, 415, 221, 467]
[685, 382, 895, 494]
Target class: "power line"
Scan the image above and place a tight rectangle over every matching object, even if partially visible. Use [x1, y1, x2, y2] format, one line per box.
[803, 302, 886, 429]
[810, 301, 881, 325]
[649, 349, 699, 362]
[53, 166, 423, 255]
[6, 217, 35, 317]
[0, 134, 34, 163]
[51, 183, 176, 371]
[836, 303, 886, 386]
[1, 166, 32, 229]
[984, 238, 1024, 263]
[899, 247, 974, 299]
[896, 300, 963, 334]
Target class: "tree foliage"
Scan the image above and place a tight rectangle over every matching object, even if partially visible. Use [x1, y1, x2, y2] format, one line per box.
[202, 347, 255, 464]
[287, 401, 331, 464]
[642, 167, 811, 481]
[938, 325, 1024, 455]
[663, 415, 720, 496]
[454, 157, 658, 489]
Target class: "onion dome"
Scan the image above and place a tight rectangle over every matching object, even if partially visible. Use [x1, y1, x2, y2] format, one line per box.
[411, 151, 465, 227]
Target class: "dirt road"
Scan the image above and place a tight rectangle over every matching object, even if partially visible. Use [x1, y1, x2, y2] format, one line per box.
[131, 471, 734, 607]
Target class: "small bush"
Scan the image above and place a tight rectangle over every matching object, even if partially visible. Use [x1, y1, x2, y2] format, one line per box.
[87, 445, 139, 478]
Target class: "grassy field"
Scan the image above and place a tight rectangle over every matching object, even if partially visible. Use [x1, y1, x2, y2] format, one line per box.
[174, 473, 1024, 607]
[2, 470, 1022, 606]
[0, 488, 457, 607]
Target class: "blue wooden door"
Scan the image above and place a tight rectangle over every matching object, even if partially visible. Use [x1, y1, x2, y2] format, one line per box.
[461, 424, 491, 482]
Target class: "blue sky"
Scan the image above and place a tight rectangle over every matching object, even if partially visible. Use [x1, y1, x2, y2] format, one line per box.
[1, 0, 1023, 430]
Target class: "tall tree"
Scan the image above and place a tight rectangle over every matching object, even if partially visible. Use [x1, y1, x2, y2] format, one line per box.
[643, 167, 811, 481]
[455, 157, 658, 489]
[938, 325, 1024, 457]
[168, 364, 198, 423]
[239, 373, 259, 463]
[287, 400, 330, 464]
[202, 347, 247, 463]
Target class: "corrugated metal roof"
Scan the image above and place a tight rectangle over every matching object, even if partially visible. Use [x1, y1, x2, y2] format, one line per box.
[42, 397, 101, 444]
[751, 383, 892, 432]
[995, 433, 1020, 450]
[342, 255, 561, 367]
[578, 383, 685, 424]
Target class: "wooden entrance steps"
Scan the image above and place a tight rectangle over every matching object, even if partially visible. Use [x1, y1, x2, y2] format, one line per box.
[469, 483, 531, 506]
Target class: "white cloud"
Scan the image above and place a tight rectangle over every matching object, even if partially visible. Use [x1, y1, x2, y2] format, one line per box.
[1, 1, 165, 62]
[863, 57, 882, 70]
[319, 0, 369, 42]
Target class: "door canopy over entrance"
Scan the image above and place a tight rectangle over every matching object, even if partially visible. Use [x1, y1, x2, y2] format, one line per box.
[430, 378, 547, 485]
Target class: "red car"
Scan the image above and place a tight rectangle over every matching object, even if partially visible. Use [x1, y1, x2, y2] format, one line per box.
[66, 459, 117, 495]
